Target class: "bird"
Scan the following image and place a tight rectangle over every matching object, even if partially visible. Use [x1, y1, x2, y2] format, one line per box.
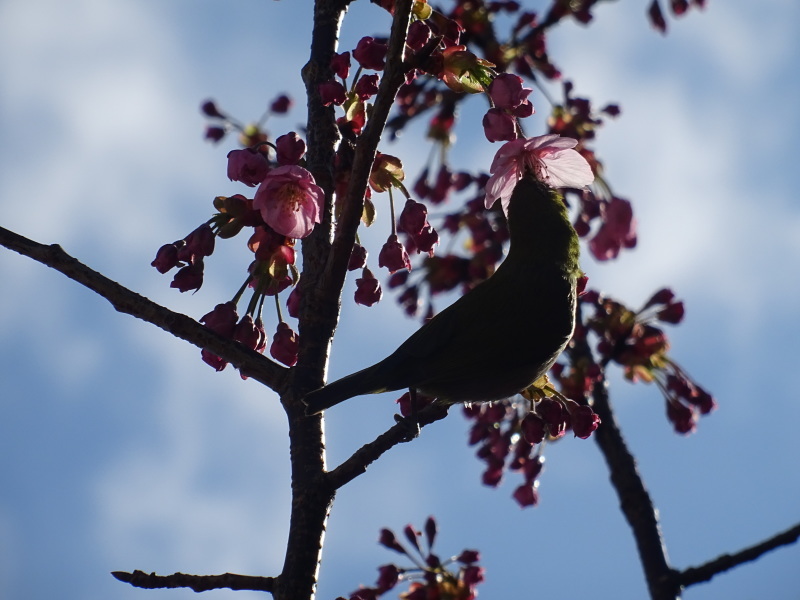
[303, 174, 580, 415]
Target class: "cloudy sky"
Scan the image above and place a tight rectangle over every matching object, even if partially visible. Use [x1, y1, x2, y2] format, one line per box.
[1, 1, 799, 599]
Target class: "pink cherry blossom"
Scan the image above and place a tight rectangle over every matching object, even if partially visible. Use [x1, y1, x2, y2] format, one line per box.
[253, 165, 324, 238]
[484, 135, 595, 215]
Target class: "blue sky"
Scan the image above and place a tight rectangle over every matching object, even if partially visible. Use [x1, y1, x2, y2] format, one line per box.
[1, 1, 799, 599]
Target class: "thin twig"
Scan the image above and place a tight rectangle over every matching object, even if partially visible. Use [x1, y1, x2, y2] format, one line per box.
[111, 570, 275, 593]
[326, 403, 450, 490]
[0, 225, 288, 392]
[678, 522, 800, 588]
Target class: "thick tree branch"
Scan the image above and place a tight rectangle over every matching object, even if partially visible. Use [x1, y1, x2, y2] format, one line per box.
[321, 0, 414, 313]
[325, 403, 450, 490]
[111, 570, 275, 593]
[678, 522, 800, 588]
[564, 302, 682, 600]
[0, 225, 288, 392]
[591, 376, 682, 600]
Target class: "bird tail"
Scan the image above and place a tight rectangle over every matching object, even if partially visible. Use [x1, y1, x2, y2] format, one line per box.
[302, 366, 387, 415]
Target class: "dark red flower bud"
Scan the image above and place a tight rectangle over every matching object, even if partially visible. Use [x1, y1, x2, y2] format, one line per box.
[688, 386, 717, 415]
[151, 243, 180, 273]
[353, 36, 388, 70]
[424, 516, 437, 547]
[481, 462, 503, 487]
[645, 287, 675, 308]
[270, 322, 299, 366]
[428, 165, 453, 204]
[201, 349, 227, 371]
[523, 455, 545, 481]
[520, 412, 546, 444]
[319, 80, 347, 106]
[406, 20, 431, 51]
[170, 260, 204, 292]
[178, 224, 216, 264]
[648, 0, 667, 33]
[204, 126, 226, 143]
[483, 108, 517, 142]
[463, 564, 485, 587]
[666, 399, 696, 434]
[270, 94, 292, 114]
[227, 148, 269, 187]
[348, 243, 368, 271]
[275, 132, 306, 165]
[456, 550, 480, 564]
[199, 302, 239, 370]
[387, 270, 409, 288]
[658, 301, 685, 324]
[488, 73, 532, 110]
[397, 199, 428, 236]
[571, 405, 601, 439]
[411, 225, 439, 256]
[378, 529, 406, 553]
[404, 524, 421, 551]
[378, 234, 411, 273]
[670, 0, 689, 15]
[330, 51, 351, 79]
[512, 483, 539, 507]
[200, 302, 239, 337]
[537, 398, 567, 438]
[354, 74, 380, 100]
[286, 286, 301, 319]
[233, 314, 262, 351]
[376, 564, 400, 592]
[200, 100, 224, 118]
[355, 268, 382, 307]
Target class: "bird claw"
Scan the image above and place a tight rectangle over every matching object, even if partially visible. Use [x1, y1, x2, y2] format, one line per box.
[393, 413, 421, 440]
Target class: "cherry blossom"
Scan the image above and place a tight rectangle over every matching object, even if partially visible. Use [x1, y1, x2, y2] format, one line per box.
[484, 135, 595, 215]
[253, 165, 324, 238]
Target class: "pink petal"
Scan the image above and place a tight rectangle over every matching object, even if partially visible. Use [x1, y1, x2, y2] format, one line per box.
[538, 148, 594, 188]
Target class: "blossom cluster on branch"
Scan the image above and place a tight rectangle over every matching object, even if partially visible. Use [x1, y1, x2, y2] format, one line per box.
[151, 0, 713, 509]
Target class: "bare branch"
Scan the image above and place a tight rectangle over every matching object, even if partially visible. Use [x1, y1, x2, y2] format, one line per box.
[111, 570, 275, 593]
[678, 522, 800, 588]
[562, 303, 683, 600]
[326, 403, 450, 490]
[0, 225, 288, 393]
[590, 375, 682, 600]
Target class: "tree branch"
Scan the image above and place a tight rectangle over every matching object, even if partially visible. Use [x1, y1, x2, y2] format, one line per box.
[326, 403, 450, 490]
[591, 375, 682, 600]
[321, 0, 414, 313]
[111, 570, 275, 593]
[0, 225, 288, 392]
[678, 522, 800, 588]
[567, 301, 681, 600]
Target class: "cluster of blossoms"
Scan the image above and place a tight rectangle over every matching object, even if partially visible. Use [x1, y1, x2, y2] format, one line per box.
[581, 287, 716, 434]
[463, 376, 600, 508]
[648, 0, 707, 34]
[153, 107, 320, 369]
[348, 518, 484, 600]
[155, 0, 714, 514]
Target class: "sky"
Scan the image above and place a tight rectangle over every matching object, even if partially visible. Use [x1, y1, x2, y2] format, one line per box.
[1, 1, 799, 599]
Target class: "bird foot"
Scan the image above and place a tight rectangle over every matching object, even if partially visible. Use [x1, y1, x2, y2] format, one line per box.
[393, 413, 421, 441]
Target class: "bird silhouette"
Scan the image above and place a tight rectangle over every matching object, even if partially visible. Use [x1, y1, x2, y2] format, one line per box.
[303, 174, 580, 415]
